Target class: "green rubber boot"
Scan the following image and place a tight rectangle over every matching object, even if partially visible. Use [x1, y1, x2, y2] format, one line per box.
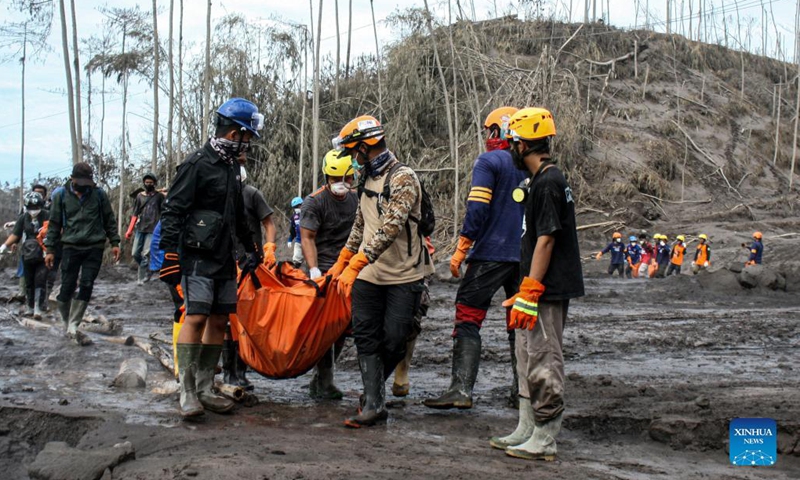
[195, 344, 234, 413]
[176, 343, 204, 417]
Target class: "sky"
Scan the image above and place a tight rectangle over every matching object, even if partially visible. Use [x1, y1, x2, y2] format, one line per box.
[0, 0, 796, 187]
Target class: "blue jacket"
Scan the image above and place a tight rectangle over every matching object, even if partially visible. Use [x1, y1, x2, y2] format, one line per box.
[602, 241, 627, 264]
[288, 211, 301, 243]
[749, 240, 763, 264]
[149, 221, 165, 271]
[460, 149, 527, 262]
[626, 243, 643, 264]
[656, 243, 670, 265]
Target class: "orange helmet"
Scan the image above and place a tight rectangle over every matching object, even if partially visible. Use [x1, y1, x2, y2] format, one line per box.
[612, 232, 622, 239]
[753, 231, 763, 240]
[484, 107, 518, 137]
[333, 115, 385, 150]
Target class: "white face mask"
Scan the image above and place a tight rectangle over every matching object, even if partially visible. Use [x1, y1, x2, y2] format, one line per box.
[294, 208, 301, 214]
[660, 241, 666, 246]
[330, 181, 351, 196]
[28, 209, 41, 217]
[240, 165, 248, 182]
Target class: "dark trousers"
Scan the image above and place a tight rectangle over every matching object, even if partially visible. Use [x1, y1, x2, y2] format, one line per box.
[352, 279, 424, 379]
[46, 249, 62, 294]
[23, 259, 48, 308]
[666, 263, 682, 277]
[454, 260, 519, 341]
[58, 247, 104, 303]
[608, 263, 624, 276]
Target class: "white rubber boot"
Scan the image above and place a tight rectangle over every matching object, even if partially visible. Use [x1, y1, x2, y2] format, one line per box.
[489, 397, 535, 450]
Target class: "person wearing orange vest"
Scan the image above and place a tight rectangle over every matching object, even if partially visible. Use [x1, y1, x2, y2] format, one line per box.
[666, 235, 686, 276]
[691, 234, 711, 274]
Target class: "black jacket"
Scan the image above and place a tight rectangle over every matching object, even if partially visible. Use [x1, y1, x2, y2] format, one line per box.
[159, 143, 256, 279]
[45, 183, 120, 251]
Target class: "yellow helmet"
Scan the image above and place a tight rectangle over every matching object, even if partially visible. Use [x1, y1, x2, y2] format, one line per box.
[508, 107, 557, 141]
[333, 115, 385, 150]
[484, 106, 518, 138]
[654, 233, 662, 240]
[698, 234, 708, 240]
[676, 235, 686, 242]
[322, 149, 355, 177]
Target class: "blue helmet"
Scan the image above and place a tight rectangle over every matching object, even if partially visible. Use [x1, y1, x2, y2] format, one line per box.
[629, 236, 637, 242]
[291, 196, 303, 208]
[215, 98, 264, 138]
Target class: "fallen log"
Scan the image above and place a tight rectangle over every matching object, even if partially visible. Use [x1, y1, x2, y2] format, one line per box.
[100, 335, 136, 346]
[148, 332, 173, 346]
[133, 338, 174, 374]
[214, 381, 245, 401]
[80, 320, 123, 336]
[577, 221, 624, 231]
[15, 317, 54, 330]
[113, 358, 148, 389]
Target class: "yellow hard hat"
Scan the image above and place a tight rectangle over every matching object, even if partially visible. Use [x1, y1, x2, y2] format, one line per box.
[698, 234, 708, 240]
[676, 235, 686, 242]
[333, 115, 384, 151]
[322, 149, 355, 177]
[508, 107, 557, 142]
[654, 233, 662, 240]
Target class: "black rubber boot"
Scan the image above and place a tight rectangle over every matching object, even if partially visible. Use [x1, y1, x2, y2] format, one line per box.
[310, 348, 343, 400]
[507, 334, 520, 409]
[344, 355, 388, 428]
[222, 339, 240, 386]
[234, 342, 253, 391]
[423, 337, 481, 410]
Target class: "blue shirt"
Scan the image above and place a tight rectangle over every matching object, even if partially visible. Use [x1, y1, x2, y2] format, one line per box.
[149, 221, 165, 271]
[749, 240, 763, 264]
[602, 241, 627, 264]
[656, 243, 670, 265]
[460, 149, 527, 263]
[626, 243, 643, 264]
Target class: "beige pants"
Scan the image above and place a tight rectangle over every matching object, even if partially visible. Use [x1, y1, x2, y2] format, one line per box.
[515, 299, 568, 422]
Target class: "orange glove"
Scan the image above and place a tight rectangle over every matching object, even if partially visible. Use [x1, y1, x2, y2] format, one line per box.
[595, 252, 603, 260]
[449, 236, 474, 278]
[125, 216, 138, 240]
[745, 260, 756, 267]
[262, 242, 277, 266]
[502, 277, 546, 330]
[328, 247, 356, 277]
[338, 252, 370, 295]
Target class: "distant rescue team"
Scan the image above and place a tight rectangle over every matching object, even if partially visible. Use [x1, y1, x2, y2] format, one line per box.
[1, 96, 770, 464]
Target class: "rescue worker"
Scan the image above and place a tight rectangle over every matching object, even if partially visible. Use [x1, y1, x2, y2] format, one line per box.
[692, 234, 711, 274]
[44, 162, 121, 346]
[625, 236, 642, 279]
[744, 232, 763, 266]
[655, 234, 670, 278]
[330, 115, 434, 427]
[159, 98, 262, 417]
[0, 192, 49, 319]
[638, 232, 656, 278]
[595, 232, 626, 277]
[222, 165, 277, 391]
[666, 235, 686, 276]
[287, 197, 303, 267]
[125, 173, 165, 284]
[300, 149, 359, 400]
[424, 106, 526, 411]
[33, 184, 61, 308]
[490, 107, 584, 461]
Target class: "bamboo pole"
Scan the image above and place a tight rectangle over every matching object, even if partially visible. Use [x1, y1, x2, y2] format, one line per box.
[774, 80, 782, 165]
[201, 0, 211, 139]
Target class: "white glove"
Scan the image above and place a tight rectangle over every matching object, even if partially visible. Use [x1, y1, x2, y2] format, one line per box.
[0, 244, 7, 255]
[309, 267, 321, 279]
[287, 241, 293, 249]
[691, 261, 696, 266]
[704, 261, 709, 267]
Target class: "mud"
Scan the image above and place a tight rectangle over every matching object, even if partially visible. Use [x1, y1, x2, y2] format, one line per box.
[1, 261, 799, 479]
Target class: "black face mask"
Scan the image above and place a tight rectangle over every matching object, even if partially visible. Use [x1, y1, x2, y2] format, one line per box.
[510, 143, 527, 171]
[73, 184, 91, 194]
[145, 184, 156, 192]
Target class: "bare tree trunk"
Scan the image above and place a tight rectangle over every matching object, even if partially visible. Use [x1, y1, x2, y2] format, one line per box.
[58, 0, 78, 164]
[334, 0, 340, 103]
[422, 0, 456, 237]
[448, 2, 460, 238]
[345, 0, 352, 78]
[19, 25, 26, 211]
[584, 0, 589, 23]
[201, 0, 211, 140]
[666, 0, 671, 34]
[774, 80, 782, 165]
[176, 0, 183, 172]
[370, 0, 382, 118]
[119, 28, 129, 237]
[791, 1, 800, 189]
[100, 72, 105, 180]
[167, 0, 175, 185]
[312, 0, 323, 191]
[152, 0, 160, 173]
[69, 0, 83, 161]
[298, 27, 308, 197]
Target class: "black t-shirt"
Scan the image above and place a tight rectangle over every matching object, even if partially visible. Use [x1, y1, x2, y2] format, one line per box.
[299, 187, 358, 272]
[520, 163, 585, 301]
[132, 191, 165, 234]
[241, 184, 274, 247]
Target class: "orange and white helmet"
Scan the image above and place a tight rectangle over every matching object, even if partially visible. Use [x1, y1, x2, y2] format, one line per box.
[484, 106, 518, 139]
[332, 115, 385, 151]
